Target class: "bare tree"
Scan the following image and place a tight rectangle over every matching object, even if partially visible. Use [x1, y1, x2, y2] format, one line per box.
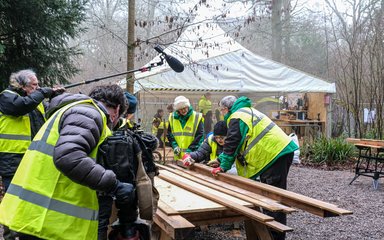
[326, 0, 383, 138]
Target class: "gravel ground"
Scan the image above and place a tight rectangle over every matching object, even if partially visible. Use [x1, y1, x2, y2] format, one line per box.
[1, 165, 383, 239]
[192, 165, 384, 240]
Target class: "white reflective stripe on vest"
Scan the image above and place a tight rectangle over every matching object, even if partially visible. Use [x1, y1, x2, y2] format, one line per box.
[243, 122, 276, 156]
[235, 108, 276, 156]
[0, 134, 30, 141]
[7, 184, 98, 221]
[171, 114, 200, 137]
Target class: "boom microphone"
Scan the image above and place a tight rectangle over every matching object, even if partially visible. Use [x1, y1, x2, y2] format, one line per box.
[64, 46, 184, 89]
[154, 45, 184, 73]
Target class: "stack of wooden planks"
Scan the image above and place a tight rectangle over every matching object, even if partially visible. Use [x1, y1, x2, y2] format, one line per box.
[153, 162, 353, 240]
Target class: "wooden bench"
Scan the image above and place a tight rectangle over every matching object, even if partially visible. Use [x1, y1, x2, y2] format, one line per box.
[346, 138, 384, 189]
[153, 163, 352, 240]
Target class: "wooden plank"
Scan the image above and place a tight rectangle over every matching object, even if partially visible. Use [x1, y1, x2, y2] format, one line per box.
[155, 177, 227, 214]
[355, 144, 384, 149]
[346, 138, 384, 147]
[189, 163, 353, 217]
[157, 170, 292, 233]
[154, 209, 194, 240]
[159, 170, 253, 207]
[161, 164, 296, 213]
[159, 164, 282, 212]
[190, 215, 245, 226]
[158, 199, 179, 216]
[264, 220, 293, 232]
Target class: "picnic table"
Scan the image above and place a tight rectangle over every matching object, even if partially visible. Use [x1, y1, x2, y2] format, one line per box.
[346, 138, 384, 189]
[152, 163, 352, 240]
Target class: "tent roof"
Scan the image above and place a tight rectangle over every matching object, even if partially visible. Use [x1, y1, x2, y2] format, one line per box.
[124, 18, 336, 94]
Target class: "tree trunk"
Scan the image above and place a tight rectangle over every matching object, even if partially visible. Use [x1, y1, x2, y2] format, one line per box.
[126, 0, 136, 93]
[271, 0, 283, 62]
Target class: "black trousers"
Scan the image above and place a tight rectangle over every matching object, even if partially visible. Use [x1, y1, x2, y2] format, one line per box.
[204, 111, 213, 134]
[259, 152, 293, 240]
[97, 195, 138, 240]
[156, 129, 164, 148]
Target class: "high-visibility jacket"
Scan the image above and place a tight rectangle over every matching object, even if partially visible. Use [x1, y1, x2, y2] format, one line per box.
[0, 99, 110, 240]
[207, 135, 218, 162]
[169, 111, 202, 160]
[198, 96, 212, 115]
[151, 117, 164, 134]
[119, 118, 134, 129]
[0, 89, 45, 155]
[228, 107, 291, 178]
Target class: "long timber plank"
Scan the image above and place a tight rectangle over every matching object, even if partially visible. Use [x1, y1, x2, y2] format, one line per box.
[187, 163, 353, 217]
[157, 170, 294, 233]
[158, 164, 295, 213]
[346, 138, 384, 147]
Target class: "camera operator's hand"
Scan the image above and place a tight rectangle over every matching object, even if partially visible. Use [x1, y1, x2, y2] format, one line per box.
[110, 180, 135, 205]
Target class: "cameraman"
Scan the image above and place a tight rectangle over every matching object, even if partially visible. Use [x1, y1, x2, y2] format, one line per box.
[98, 92, 158, 240]
[97, 92, 139, 240]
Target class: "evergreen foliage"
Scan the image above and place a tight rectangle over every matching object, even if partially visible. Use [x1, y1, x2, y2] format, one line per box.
[302, 137, 355, 166]
[0, 0, 87, 89]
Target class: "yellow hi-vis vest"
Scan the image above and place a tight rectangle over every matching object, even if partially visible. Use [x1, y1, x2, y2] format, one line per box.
[0, 90, 45, 154]
[228, 107, 291, 178]
[207, 135, 218, 163]
[169, 111, 202, 160]
[152, 117, 165, 134]
[0, 99, 111, 240]
[198, 96, 212, 115]
[119, 118, 134, 129]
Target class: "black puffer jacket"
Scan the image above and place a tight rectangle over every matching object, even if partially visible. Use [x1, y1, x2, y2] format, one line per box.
[0, 87, 47, 177]
[189, 136, 223, 163]
[47, 93, 117, 193]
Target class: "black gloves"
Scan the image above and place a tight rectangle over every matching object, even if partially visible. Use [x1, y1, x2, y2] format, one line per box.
[111, 180, 135, 205]
[38, 87, 54, 98]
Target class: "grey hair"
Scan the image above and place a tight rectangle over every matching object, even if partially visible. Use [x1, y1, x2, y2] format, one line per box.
[219, 95, 237, 109]
[9, 69, 37, 89]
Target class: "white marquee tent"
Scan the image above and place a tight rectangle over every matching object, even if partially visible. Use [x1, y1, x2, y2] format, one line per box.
[122, 16, 336, 94]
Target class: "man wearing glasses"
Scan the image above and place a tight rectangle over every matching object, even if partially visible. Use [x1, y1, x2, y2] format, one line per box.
[211, 95, 298, 240]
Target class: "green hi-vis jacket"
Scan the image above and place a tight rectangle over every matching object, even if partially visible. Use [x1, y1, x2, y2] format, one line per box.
[0, 99, 111, 240]
[228, 107, 291, 178]
[169, 111, 202, 160]
[0, 89, 45, 155]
